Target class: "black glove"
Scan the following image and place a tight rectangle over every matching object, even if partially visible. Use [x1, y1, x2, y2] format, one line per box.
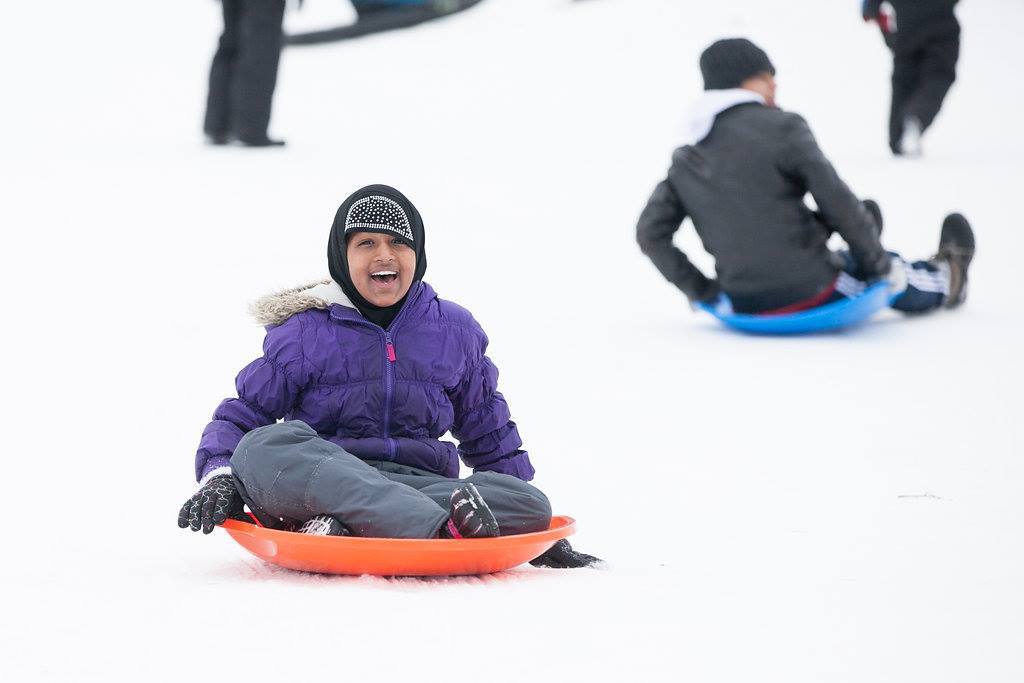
[684, 278, 724, 309]
[686, 278, 722, 309]
[859, 250, 894, 282]
[530, 539, 603, 569]
[694, 279, 722, 306]
[177, 474, 245, 534]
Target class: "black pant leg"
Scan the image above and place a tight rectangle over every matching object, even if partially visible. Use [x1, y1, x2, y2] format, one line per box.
[889, 259, 946, 313]
[889, 48, 922, 152]
[231, 422, 450, 539]
[904, 27, 960, 132]
[232, 0, 286, 141]
[203, 0, 241, 137]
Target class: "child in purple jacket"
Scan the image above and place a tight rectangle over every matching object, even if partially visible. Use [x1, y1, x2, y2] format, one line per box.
[178, 184, 598, 568]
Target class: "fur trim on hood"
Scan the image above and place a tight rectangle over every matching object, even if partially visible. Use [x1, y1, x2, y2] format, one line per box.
[249, 279, 356, 326]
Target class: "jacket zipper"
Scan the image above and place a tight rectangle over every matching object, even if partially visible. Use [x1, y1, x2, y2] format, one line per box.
[379, 284, 418, 461]
[335, 284, 420, 463]
[382, 329, 396, 459]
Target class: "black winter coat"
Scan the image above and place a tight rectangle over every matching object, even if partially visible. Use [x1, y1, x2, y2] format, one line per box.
[864, 0, 959, 50]
[636, 103, 889, 313]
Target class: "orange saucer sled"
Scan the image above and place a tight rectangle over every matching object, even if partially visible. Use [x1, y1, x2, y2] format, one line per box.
[221, 516, 576, 576]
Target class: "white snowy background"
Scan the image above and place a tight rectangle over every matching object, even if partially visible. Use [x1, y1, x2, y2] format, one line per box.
[2, 0, 1022, 681]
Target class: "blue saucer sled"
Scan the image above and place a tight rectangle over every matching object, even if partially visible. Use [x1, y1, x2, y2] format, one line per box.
[699, 282, 895, 334]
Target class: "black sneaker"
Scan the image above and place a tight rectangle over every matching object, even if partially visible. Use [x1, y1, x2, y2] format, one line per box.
[933, 213, 975, 308]
[298, 515, 350, 536]
[863, 199, 883, 239]
[440, 483, 500, 538]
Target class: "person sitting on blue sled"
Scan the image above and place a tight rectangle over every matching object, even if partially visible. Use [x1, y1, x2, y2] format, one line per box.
[636, 38, 975, 317]
[178, 184, 599, 569]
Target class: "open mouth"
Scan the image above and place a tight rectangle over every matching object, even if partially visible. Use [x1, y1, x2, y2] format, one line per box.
[370, 270, 399, 285]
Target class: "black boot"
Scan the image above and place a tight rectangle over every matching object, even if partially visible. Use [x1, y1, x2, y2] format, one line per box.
[298, 514, 350, 536]
[439, 483, 500, 538]
[932, 213, 975, 308]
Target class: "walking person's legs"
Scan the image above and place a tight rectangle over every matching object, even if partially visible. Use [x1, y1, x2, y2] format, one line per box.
[203, 0, 241, 142]
[903, 28, 960, 138]
[231, 0, 286, 145]
[890, 49, 923, 154]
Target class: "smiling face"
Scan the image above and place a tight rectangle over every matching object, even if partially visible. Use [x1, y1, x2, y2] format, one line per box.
[345, 231, 417, 306]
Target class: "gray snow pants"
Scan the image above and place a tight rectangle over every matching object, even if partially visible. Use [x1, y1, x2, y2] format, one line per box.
[230, 421, 552, 539]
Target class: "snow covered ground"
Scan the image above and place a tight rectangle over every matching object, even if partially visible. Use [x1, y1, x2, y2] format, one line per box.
[3, 0, 1022, 681]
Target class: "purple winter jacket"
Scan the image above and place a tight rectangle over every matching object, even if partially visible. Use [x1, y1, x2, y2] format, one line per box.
[194, 280, 534, 483]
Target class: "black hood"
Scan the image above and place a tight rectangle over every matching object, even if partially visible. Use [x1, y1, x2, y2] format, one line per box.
[328, 184, 428, 328]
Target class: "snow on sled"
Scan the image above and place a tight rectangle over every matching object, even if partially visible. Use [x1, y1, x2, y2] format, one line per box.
[286, 0, 486, 46]
[221, 515, 576, 576]
[699, 281, 895, 334]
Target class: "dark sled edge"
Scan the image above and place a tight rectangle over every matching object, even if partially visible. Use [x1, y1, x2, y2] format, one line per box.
[286, 0, 486, 46]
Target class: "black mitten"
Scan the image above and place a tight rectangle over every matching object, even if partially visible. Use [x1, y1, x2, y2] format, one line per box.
[177, 474, 245, 534]
[530, 539, 603, 569]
